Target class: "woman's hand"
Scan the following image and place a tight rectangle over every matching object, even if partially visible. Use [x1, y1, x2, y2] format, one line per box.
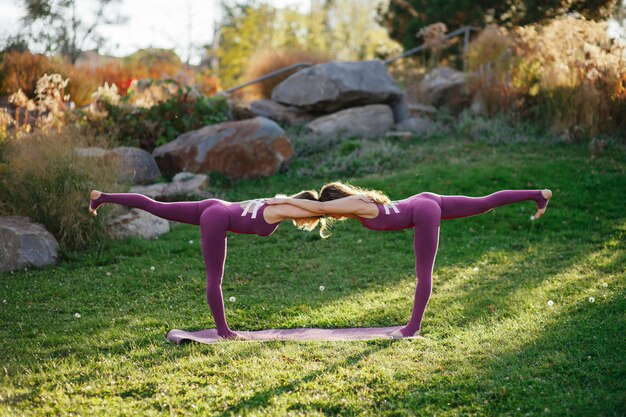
[265, 197, 290, 205]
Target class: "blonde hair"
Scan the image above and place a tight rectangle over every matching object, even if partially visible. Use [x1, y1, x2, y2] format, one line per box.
[317, 181, 390, 238]
[275, 190, 326, 233]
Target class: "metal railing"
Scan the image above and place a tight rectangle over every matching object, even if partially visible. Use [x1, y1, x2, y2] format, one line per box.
[219, 62, 314, 96]
[383, 26, 478, 67]
[219, 26, 479, 96]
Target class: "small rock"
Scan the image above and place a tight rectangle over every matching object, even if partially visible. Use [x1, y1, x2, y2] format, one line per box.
[0, 216, 59, 272]
[129, 172, 209, 199]
[106, 209, 170, 240]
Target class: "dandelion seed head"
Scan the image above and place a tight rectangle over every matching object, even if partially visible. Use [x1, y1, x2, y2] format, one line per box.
[547, 300, 554, 307]
[188, 240, 194, 244]
[588, 297, 595, 303]
[319, 286, 325, 291]
[602, 282, 608, 287]
[150, 266, 155, 271]
[473, 267, 479, 271]
[74, 313, 81, 318]
[229, 296, 236, 302]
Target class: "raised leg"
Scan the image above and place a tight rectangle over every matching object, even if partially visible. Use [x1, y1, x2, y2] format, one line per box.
[89, 191, 204, 225]
[439, 189, 551, 220]
[199, 205, 240, 339]
[393, 198, 441, 338]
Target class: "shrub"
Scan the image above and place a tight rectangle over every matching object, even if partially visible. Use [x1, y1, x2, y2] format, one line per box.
[0, 126, 123, 250]
[0, 52, 64, 97]
[467, 16, 626, 136]
[91, 88, 230, 151]
[244, 48, 332, 99]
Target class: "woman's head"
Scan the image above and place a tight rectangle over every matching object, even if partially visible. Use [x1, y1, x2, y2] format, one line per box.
[284, 189, 326, 233]
[317, 181, 389, 237]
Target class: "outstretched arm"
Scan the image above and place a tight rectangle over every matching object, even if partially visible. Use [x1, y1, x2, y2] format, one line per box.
[266, 196, 373, 216]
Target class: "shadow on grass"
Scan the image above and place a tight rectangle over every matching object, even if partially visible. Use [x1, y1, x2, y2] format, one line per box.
[215, 341, 393, 417]
[370, 295, 625, 416]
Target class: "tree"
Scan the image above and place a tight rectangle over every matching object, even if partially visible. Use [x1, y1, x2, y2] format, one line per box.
[21, 0, 126, 63]
[379, 0, 618, 50]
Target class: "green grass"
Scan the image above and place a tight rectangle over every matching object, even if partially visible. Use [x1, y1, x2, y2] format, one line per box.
[1, 134, 625, 416]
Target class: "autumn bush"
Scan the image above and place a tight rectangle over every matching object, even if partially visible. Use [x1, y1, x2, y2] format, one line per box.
[467, 17, 626, 136]
[244, 48, 332, 100]
[0, 125, 123, 250]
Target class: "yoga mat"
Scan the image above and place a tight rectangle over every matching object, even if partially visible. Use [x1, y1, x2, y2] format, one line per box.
[166, 326, 422, 344]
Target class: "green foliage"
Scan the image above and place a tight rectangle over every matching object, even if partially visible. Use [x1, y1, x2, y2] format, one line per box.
[379, 0, 617, 51]
[93, 91, 230, 151]
[0, 134, 624, 415]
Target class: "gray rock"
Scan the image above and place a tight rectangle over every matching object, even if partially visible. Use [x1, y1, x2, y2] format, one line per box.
[0, 216, 59, 272]
[112, 147, 161, 184]
[129, 172, 209, 199]
[152, 117, 293, 179]
[250, 99, 315, 125]
[106, 209, 170, 240]
[272, 61, 403, 114]
[306, 104, 394, 139]
[74, 146, 161, 185]
[395, 116, 442, 136]
[418, 66, 470, 112]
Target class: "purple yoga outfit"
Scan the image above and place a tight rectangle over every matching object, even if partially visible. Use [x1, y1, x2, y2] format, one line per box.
[91, 193, 279, 337]
[358, 190, 549, 337]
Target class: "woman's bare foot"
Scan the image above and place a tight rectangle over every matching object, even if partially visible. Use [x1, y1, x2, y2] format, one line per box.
[89, 190, 102, 217]
[390, 327, 420, 339]
[218, 331, 247, 341]
[533, 189, 552, 220]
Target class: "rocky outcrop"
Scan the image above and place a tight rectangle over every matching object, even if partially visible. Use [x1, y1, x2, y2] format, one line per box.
[0, 216, 59, 272]
[129, 172, 210, 199]
[250, 99, 315, 125]
[418, 66, 470, 112]
[306, 104, 394, 139]
[152, 117, 293, 179]
[106, 209, 170, 240]
[74, 146, 161, 184]
[272, 61, 404, 115]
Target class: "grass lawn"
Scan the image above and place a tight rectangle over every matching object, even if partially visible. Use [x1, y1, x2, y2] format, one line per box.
[1, 133, 625, 416]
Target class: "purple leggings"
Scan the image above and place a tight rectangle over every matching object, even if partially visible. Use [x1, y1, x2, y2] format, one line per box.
[91, 193, 278, 338]
[399, 190, 549, 336]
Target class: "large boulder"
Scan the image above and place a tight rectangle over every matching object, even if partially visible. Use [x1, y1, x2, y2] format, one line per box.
[130, 172, 210, 199]
[74, 146, 161, 184]
[272, 61, 404, 115]
[418, 66, 470, 112]
[306, 104, 394, 139]
[106, 209, 170, 240]
[250, 99, 315, 125]
[152, 117, 293, 179]
[0, 216, 59, 272]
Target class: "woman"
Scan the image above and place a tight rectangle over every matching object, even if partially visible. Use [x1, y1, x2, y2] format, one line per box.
[266, 182, 552, 338]
[89, 189, 324, 339]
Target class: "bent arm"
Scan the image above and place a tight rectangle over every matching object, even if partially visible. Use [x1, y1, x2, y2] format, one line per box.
[270, 196, 370, 215]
